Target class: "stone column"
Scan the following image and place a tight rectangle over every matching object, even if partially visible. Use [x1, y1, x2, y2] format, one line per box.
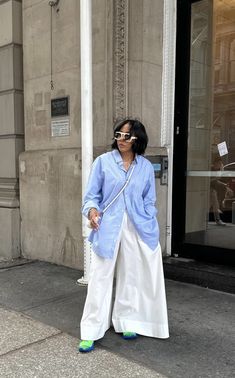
[0, 0, 24, 260]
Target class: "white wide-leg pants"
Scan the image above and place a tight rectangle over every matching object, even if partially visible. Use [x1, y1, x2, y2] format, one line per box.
[80, 213, 169, 341]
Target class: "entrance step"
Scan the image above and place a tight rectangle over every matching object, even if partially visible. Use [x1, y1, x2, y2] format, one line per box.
[163, 257, 235, 294]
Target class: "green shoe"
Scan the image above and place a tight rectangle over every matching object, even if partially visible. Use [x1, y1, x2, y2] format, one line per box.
[122, 332, 138, 340]
[78, 340, 94, 353]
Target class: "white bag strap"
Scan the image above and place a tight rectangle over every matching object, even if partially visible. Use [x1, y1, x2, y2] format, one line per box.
[102, 163, 135, 214]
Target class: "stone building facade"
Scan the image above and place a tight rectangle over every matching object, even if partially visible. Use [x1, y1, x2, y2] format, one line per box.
[17, 0, 171, 269]
[1, 0, 234, 269]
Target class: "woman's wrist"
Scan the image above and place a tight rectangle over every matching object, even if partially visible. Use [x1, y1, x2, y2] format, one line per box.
[88, 207, 97, 219]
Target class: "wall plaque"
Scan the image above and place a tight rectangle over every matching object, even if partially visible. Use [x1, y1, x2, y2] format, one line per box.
[51, 97, 69, 117]
[51, 118, 70, 137]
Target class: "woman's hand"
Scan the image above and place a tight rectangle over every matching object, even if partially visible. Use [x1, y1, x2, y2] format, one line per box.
[88, 208, 100, 230]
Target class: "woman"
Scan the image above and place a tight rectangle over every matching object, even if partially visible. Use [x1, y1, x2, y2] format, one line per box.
[210, 157, 233, 226]
[78, 118, 169, 353]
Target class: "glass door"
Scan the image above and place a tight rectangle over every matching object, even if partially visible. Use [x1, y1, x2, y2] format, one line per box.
[173, 0, 235, 264]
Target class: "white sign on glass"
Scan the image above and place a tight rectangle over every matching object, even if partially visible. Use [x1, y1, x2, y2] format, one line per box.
[217, 141, 228, 157]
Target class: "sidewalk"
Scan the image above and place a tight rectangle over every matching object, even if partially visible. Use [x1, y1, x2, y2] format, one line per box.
[0, 260, 234, 378]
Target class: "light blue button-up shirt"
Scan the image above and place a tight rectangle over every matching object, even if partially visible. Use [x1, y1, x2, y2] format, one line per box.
[82, 149, 159, 258]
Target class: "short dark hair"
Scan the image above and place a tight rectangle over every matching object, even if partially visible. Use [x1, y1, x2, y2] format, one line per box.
[111, 118, 148, 155]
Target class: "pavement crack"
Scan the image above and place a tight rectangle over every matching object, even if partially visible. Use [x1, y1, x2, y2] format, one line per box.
[0, 331, 63, 358]
[20, 291, 80, 312]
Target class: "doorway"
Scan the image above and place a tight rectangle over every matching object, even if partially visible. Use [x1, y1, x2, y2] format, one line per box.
[172, 0, 235, 264]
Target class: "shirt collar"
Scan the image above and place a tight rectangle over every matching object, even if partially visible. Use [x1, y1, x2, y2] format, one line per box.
[112, 149, 139, 165]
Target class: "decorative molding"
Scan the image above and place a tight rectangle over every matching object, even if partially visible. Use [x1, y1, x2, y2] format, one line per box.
[0, 0, 21, 5]
[113, 0, 128, 121]
[0, 135, 24, 139]
[0, 178, 19, 208]
[0, 89, 23, 96]
[0, 43, 23, 52]
[0, 0, 22, 3]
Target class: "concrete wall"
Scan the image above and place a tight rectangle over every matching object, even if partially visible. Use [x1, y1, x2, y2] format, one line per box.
[20, 0, 166, 268]
[23, 0, 80, 151]
[20, 0, 82, 269]
[20, 149, 83, 267]
[128, 0, 163, 146]
[0, 0, 24, 260]
[128, 0, 167, 251]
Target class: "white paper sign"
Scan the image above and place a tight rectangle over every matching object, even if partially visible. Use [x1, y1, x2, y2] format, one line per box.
[51, 118, 70, 137]
[217, 141, 228, 156]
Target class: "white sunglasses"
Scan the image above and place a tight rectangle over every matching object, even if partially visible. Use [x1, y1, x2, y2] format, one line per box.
[114, 131, 137, 143]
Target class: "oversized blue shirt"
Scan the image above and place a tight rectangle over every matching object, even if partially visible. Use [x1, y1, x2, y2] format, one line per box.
[82, 149, 159, 258]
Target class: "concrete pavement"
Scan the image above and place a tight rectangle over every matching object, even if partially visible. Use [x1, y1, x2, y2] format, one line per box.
[0, 260, 234, 377]
[0, 307, 161, 378]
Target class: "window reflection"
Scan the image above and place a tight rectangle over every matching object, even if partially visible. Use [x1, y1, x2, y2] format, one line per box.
[185, 0, 235, 249]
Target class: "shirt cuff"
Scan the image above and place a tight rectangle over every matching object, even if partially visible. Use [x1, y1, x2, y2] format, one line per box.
[82, 201, 100, 218]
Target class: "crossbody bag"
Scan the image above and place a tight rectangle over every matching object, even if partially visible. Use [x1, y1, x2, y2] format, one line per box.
[87, 163, 135, 228]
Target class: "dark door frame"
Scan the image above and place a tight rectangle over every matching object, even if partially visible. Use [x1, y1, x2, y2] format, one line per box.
[172, 0, 235, 265]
